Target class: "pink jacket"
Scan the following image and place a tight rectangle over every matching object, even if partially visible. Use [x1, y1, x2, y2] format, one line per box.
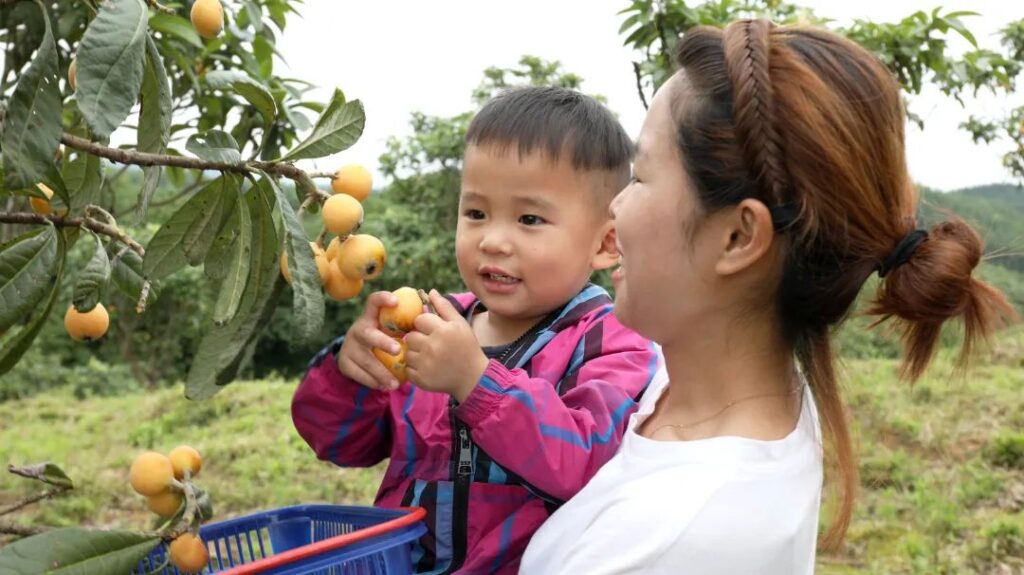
[292, 284, 659, 574]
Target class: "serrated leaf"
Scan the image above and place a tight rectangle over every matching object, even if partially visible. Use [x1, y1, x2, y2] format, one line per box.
[204, 70, 277, 124]
[186, 130, 242, 164]
[186, 182, 281, 399]
[213, 193, 252, 325]
[76, 0, 148, 140]
[72, 233, 111, 312]
[147, 12, 203, 49]
[0, 527, 160, 574]
[2, 0, 64, 200]
[278, 92, 365, 161]
[0, 227, 58, 336]
[143, 174, 240, 280]
[136, 36, 172, 223]
[263, 175, 323, 341]
[0, 228, 65, 376]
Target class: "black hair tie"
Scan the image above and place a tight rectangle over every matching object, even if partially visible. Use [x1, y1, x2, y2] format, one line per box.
[878, 229, 928, 277]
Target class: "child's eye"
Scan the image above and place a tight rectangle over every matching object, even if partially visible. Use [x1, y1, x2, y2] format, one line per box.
[464, 209, 486, 220]
[519, 214, 546, 226]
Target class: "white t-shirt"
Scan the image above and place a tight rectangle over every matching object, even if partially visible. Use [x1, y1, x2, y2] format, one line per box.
[520, 364, 823, 574]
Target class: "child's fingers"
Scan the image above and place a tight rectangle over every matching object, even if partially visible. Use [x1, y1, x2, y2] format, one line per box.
[362, 291, 398, 319]
[352, 350, 400, 391]
[353, 323, 403, 355]
[428, 290, 462, 322]
[337, 354, 380, 390]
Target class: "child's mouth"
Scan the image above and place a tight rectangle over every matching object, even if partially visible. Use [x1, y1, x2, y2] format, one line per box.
[485, 272, 519, 284]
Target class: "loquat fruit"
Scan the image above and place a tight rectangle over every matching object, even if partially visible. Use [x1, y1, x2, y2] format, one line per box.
[190, 0, 224, 39]
[337, 234, 386, 281]
[146, 490, 184, 518]
[331, 164, 373, 202]
[168, 445, 202, 480]
[64, 302, 109, 341]
[373, 338, 408, 382]
[129, 451, 175, 497]
[169, 533, 210, 574]
[378, 287, 424, 337]
[321, 194, 363, 237]
[324, 261, 363, 301]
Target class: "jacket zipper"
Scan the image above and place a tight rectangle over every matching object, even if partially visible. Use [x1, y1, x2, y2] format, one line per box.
[444, 305, 564, 573]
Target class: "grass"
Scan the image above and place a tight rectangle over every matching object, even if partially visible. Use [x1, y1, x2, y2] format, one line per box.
[0, 329, 1022, 573]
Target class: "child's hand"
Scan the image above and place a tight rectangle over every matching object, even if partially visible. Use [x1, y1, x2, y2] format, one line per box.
[337, 291, 405, 392]
[406, 290, 489, 402]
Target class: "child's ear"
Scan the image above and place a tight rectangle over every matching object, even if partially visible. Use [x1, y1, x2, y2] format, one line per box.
[591, 221, 619, 271]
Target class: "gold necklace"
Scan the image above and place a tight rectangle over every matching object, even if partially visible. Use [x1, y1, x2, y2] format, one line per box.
[649, 385, 804, 438]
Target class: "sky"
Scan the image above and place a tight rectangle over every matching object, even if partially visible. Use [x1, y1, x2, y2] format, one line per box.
[274, 1, 1024, 192]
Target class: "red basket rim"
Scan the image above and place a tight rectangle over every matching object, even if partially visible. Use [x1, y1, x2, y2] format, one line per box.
[215, 506, 426, 575]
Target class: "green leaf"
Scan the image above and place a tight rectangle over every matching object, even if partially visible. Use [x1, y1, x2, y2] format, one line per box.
[263, 175, 323, 341]
[0, 227, 58, 336]
[278, 92, 365, 161]
[148, 12, 203, 49]
[110, 249, 157, 304]
[72, 233, 111, 313]
[143, 174, 240, 280]
[63, 149, 105, 215]
[204, 206, 240, 281]
[8, 462, 74, 488]
[76, 0, 148, 140]
[204, 70, 278, 123]
[186, 130, 242, 163]
[0, 528, 160, 574]
[2, 0, 64, 199]
[0, 227, 65, 376]
[137, 36, 172, 223]
[244, 1, 263, 32]
[186, 182, 281, 399]
[213, 191, 252, 325]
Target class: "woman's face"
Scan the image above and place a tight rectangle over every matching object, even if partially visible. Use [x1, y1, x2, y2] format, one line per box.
[610, 75, 732, 345]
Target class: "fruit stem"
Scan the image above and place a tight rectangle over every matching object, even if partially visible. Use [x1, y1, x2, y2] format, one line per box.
[417, 289, 437, 315]
[144, 0, 175, 14]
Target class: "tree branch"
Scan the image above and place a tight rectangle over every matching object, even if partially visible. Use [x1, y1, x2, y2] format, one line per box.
[61, 133, 334, 186]
[0, 486, 71, 517]
[144, 0, 174, 14]
[0, 521, 48, 537]
[633, 62, 649, 110]
[0, 212, 145, 258]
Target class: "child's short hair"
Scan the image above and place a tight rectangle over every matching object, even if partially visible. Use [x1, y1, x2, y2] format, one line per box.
[465, 86, 634, 204]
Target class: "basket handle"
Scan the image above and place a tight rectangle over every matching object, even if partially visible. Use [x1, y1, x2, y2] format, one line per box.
[218, 506, 427, 575]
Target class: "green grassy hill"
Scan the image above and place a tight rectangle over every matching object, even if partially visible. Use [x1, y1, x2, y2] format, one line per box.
[2, 328, 1022, 572]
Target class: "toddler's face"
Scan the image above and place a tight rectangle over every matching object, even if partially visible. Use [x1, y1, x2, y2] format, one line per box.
[456, 145, 614, 326]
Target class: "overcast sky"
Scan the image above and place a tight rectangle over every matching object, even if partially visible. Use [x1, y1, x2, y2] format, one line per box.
[275, 1, 1024, 192]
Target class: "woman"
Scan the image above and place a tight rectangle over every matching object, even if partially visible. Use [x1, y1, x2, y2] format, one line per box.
[520, 19, 1013, 573]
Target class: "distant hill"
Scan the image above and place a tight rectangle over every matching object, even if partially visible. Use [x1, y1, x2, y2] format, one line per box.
[921, 183, 1024, 274]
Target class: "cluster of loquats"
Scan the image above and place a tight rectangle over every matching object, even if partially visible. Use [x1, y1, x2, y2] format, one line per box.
[129, 446, 210, 574]
[372, 287, 427, 381]
[280, 164, 387, 302]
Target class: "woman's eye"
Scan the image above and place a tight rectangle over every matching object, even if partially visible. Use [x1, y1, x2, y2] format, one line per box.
[464, 209, 485, 220]
[519, 214, 546, 226]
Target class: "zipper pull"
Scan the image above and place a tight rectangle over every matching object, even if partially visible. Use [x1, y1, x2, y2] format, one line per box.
[457, 428, 473, 477]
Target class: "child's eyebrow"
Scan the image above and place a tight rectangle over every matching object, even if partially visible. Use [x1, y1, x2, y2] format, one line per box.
[460, 191, 486, 203]
[513, 195, 557, 212]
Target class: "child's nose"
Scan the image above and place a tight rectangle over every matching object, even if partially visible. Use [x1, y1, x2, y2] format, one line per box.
[478, 229, 512, 255]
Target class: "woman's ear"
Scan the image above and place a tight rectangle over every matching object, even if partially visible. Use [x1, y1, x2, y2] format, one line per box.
[591, 221, 619, 271]
[714, 198, 776, 276]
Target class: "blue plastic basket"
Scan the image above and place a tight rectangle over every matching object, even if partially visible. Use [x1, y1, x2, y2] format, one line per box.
[136, 505, 426, 575]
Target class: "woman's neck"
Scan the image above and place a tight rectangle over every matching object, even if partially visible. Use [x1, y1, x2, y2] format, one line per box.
[657, 311, 797, 436]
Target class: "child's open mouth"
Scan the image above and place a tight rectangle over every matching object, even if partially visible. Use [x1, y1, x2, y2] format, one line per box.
[480, 269, 521, 294]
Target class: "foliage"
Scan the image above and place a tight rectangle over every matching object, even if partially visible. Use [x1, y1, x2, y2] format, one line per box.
[0, 0, 367, 398]
[617, 0, 1024, 181]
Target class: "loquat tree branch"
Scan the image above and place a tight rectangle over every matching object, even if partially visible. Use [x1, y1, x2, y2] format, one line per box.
[0, 212, 145, 258]
[61, 133, 334, 193]
[0, 486, 72, 517]
[0, 521, 49, 537]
